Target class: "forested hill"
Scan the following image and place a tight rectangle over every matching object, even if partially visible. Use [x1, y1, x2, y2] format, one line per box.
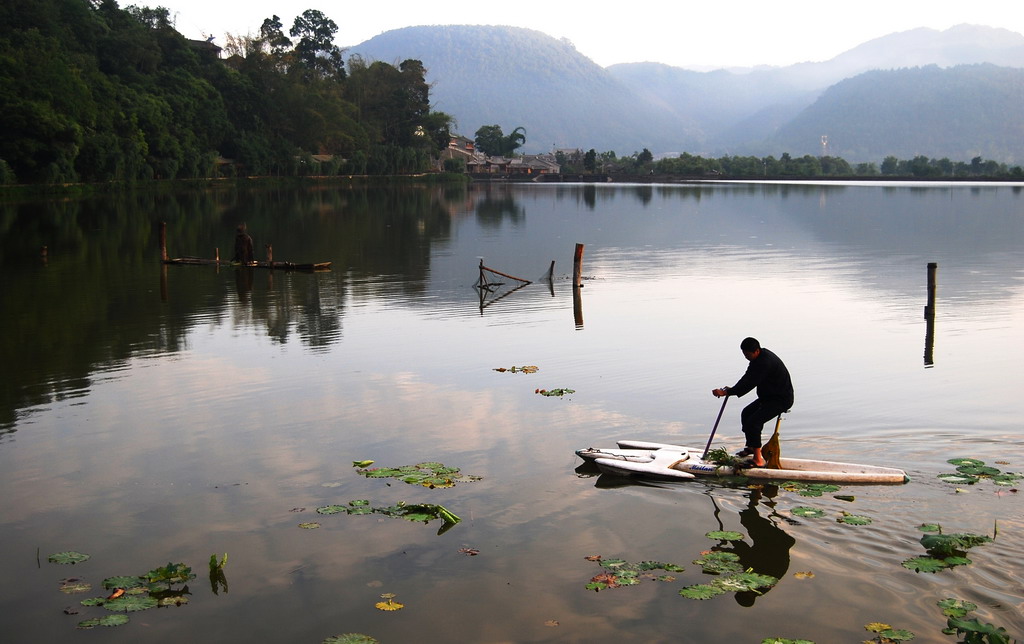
[774, 65, 1024, 162]
[348, 25, 697, 155]
[352, 24, 1024, 163]
[0, 1, 453, 184]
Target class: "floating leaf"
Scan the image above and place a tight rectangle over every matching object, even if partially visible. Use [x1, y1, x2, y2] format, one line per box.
[945, 617, 1009, 643]
[693, 551, 742, 575]
[791, 506, 826, 518]
[458, 547, 480, 556]
[865, 622, 893, 633]
[880, 628, 915, 641]
[601, 558, 628, 568]
[902, 556, 948, 573]
[713, 571, 778, 593]
[937, 473, 978, 484]
[103, 594, 158, 612]
[794, 571, 815, 579]
[49, 551, 91, 565]
[77, 614, 130, 629]
[937, 598, 978, 618]
[837, 513, 872, 526]
[705, 530, 744, 541]
[322, 634, 380, 644]
[544, 619, 559, 627]
[375, 593, 404, 611]
[920, 533, 992, 558]
[298, 522, 321, 529]
[833, 494, 856, 502]
[760, 639, 815, 644]
[992, 473, 1023, 486]
[956, 464, 1001, 477]
[678, 583, 727, 600]
[316, 505, 349, 515]
[537, 388, 575, 396]
[916, 523, 942, 533]
[352, 460, 375, 468]
[59, 579, 92, 594]
[101, 576, 144, 590]
[947, 458, 985, 467]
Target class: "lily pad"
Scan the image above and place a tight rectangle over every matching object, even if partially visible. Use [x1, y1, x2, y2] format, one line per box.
[323, 635, 379, 644]
[59, 579, 92, 594]
[713, 571, 778, 593]
[937, 598, 978, 618]
[48, 551, 91, 565]
[705, 530, 744, 541]
[77, 614, 130, 628]
[937, 473, 978, 484]
[692, 551, 742, 575]
[920, 533, 992, 557]
[316, 505, 349, 515]
[103, 594, 158, 612]
[836, 513, 872, 525]
[791, 506, 826, 518]
[956, 464, 1001, 476]
[298, 522, 321, 529]
[947, 458, 985, 467]
[916, 523, 942, 533]
[101, 576, 144, 590]
[678, 583, 727, 600]
[901, 556, 949, 573]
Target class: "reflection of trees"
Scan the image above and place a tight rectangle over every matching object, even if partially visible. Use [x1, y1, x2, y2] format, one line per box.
[0, 183, 466, 433]
[474, 188, 524, 228]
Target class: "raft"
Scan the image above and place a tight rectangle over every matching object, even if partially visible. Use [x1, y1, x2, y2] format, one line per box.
[576, 440, 909, 484]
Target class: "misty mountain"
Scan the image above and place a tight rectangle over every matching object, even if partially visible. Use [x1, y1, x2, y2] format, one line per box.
[348, 24, 1024, 162]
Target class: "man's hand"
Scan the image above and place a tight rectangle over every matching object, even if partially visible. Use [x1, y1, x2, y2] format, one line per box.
[712, 387, 729, 398]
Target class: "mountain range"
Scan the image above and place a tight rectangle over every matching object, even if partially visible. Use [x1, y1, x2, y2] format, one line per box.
[347, 24, 1024, 163]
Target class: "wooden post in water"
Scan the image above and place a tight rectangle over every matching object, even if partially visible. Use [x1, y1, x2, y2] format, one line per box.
[265, 244, 273, 264]
[159, 222, 168, 262]
[572, 243, 584, 288]
[924, 262, 937, 367]
[573, 243, 584, 328]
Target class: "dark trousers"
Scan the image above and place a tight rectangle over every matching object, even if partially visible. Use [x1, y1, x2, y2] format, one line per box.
[741, 398, 790, 449]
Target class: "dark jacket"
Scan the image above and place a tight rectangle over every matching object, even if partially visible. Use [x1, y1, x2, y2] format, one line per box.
[729, 348, 794, 408]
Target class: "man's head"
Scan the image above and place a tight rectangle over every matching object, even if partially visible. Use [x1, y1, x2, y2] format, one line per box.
[740, 337, 761, 361]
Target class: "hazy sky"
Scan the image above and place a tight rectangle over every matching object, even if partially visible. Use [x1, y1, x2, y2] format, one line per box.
[158, 0, 1021, 69]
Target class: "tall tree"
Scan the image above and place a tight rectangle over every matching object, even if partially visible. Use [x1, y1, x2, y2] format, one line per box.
[289, 9, 345, 81]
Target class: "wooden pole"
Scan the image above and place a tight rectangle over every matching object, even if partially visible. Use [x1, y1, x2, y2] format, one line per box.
[159, 222, 168, 262]
[573, 243, 584, 288]
[924, 262, 937, 367]
[265, 244, 273, 264]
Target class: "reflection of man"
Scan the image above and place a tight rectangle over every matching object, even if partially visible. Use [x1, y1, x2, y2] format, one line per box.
[233, 224, 255, 264]
[712, 337, 794, 467]
[723, 488, 795, 606]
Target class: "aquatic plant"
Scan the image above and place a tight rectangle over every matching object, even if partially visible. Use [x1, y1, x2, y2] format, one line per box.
[48, 551, 90, 565]
[354, 461, 481, 488]
[583, 555, 685, 591]
[864, 622, 915, 642]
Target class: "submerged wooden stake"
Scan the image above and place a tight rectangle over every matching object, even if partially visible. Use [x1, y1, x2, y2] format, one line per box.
[573, 243, 584, 288]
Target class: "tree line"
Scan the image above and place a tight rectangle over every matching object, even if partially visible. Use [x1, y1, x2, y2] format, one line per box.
[0, 0, 455, 184]
[561, 149, 1024, 179]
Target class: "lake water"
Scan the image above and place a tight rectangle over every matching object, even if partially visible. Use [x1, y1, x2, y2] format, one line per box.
[0, 181, 1022, 643]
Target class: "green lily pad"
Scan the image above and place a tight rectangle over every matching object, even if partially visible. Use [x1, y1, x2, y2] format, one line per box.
[600, 558, 628, 568]
[902, 556, 948, 573]
[879, 628, 915, 641]
[937, 598, 978, 618]
[713, 571, 778, 593]
[916, 523, 942, 533]
[317, 505, 349, 515]
[992, 473, 1023, 486]
[837, 513, 872, 525]
[937, 473, 978, 484]
[692, 551, 742, 574]
[78, 614, 130, 628]
[947, 458, 985, 467]
[791, 506, 826, 518]
[946, 617, 1010, 642]
[920, 533, 992, 557]
[101, 576, 145, 590]
[48, 551, 91, 565]
[705, 530, 744, 541]
[678, 583, 727, 600]
[956, 464, 1001, 476]
[103, 594, 158, 612]
[323, 635, 380, 644]
[298, 522, 321, 529]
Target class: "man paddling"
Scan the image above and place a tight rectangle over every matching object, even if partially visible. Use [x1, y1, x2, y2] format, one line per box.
[712, 337, 794, 467]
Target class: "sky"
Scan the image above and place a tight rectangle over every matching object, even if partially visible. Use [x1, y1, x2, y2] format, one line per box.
[157, 0, 1023, 69]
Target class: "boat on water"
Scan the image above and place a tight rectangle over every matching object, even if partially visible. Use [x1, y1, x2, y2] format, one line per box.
[576, 440, 909, 484]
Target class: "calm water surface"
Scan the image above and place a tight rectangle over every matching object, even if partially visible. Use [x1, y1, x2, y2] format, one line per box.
[1, 181, 1022, 643]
